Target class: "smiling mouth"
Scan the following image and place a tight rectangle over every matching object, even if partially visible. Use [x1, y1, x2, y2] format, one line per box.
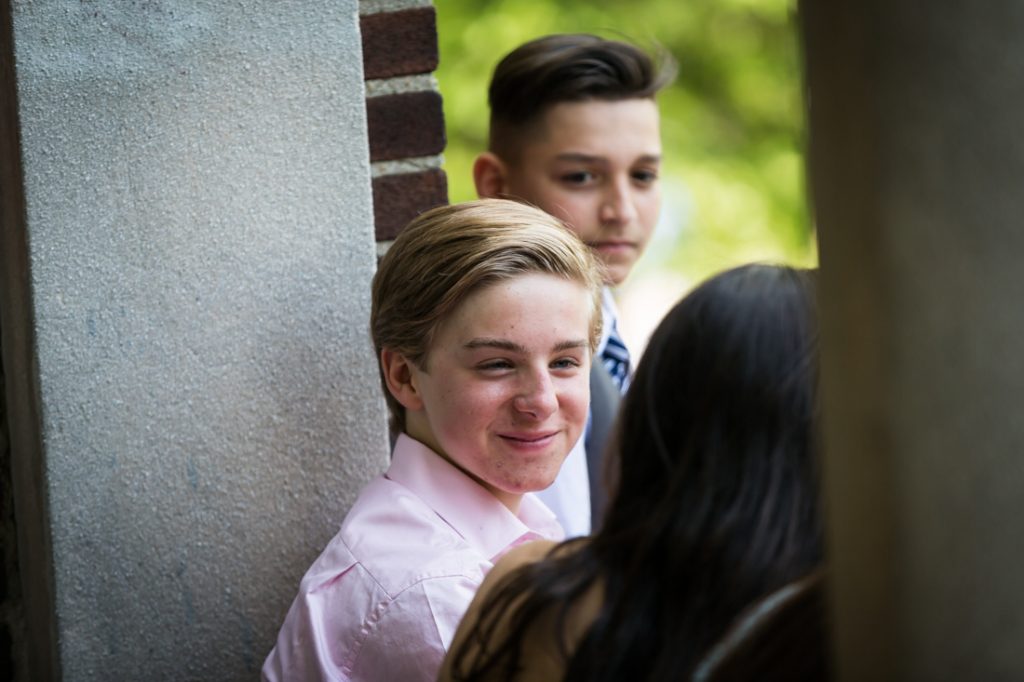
[499, 432, 558, 447]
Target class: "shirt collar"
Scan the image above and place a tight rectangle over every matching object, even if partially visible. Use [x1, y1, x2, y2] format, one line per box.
[385, 434, 564, 561]
[598, 286, 618, 354]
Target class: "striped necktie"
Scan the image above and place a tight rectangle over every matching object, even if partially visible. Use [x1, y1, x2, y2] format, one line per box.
[601, 319, 631, 393]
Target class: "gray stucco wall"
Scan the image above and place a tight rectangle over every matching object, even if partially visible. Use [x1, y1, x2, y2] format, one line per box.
[10, 1, 387, 678]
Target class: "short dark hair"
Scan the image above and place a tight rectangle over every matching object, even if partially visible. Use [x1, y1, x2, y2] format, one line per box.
[487, 34, 676, 158]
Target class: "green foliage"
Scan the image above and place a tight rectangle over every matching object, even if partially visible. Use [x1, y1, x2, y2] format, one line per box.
[435, 0, 815, 291]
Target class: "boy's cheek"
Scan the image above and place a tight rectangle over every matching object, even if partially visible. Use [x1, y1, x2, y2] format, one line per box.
[564, 383, 592, 421]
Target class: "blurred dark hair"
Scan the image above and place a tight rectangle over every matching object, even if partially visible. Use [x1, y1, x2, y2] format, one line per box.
[447, 264, 824, 681]
[487, 33, 676, 159]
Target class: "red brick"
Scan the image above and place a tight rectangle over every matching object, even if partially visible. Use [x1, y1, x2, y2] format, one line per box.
[373, 168, 449, 240]
[361, 7, 439, 79]
[366, 91, 446, 162]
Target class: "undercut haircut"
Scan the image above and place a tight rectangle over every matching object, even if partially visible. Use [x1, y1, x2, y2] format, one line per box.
[487, 33, 677, 160]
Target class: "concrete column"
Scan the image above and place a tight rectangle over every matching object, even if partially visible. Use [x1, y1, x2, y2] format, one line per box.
[801, 1, 1024, 678]
[3, 1, 386, 678]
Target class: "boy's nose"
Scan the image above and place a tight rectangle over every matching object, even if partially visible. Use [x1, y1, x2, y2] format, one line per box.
[599, 180, 638, 225]
[513, 371, 558, 419]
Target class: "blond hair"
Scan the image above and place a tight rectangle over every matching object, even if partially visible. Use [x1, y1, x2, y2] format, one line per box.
[371, 199, 604, 434]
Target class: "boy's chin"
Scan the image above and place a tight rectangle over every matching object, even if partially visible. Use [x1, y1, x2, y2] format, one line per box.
[602, 268, 631, 287]
[593, 256, 636, 286]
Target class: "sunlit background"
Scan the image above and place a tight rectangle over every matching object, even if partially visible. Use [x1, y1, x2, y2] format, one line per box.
[435, 0, 816, 355]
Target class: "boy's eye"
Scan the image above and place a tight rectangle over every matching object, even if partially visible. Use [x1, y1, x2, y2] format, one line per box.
[478, 359, 514, 371]
[632, 168, 659, 185]
[551, 357, 582, 371]
[560, 170, 596, 185]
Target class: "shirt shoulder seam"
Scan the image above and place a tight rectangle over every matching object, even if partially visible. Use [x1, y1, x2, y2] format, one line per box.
[344, 570, 484, 674]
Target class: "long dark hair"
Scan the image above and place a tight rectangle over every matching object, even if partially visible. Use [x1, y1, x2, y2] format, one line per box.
[447, 264, 823, 681]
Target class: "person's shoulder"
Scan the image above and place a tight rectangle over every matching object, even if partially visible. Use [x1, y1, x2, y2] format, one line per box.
[494, 540, 558, 573]
[348, 570, 485, 681]
[291, 474, 487, 597]
[280, 527, 489, 681]
[474, 539, 560, 602]
[274, 568, 480, 682]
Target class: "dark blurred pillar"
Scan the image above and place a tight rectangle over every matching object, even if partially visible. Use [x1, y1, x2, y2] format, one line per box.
[801, 1, 1024, 678]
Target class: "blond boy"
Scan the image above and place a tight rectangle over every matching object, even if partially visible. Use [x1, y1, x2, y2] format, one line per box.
[262, 200, 603, 681]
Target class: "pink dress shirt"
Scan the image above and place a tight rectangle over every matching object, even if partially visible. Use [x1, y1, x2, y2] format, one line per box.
[262, 434, 565, 681]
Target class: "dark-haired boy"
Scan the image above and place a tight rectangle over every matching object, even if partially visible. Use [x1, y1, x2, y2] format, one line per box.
[474, 34, 675, 536]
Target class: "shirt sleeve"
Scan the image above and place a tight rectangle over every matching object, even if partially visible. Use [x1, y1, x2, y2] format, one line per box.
[347, 572, 482, 682]
[262, 562, 378, 682]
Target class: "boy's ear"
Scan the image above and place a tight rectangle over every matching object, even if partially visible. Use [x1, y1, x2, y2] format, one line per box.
[473, 152, 508, 198]
[380, 348, 424, 412]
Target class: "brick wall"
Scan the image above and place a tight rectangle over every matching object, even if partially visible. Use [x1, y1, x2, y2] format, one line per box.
[360, 0, 449, 247]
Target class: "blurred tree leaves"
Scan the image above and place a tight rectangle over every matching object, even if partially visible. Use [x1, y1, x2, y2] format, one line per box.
[435, 0, 815, 287]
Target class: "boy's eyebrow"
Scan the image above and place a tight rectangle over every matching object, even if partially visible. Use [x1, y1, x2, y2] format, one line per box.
[464, 338, 590, 353]
[554, 152, 662, 165]
[465, 338, 527, 353]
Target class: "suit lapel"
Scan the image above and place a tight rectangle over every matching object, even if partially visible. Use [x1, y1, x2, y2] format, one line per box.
[586, 362, 620, 530]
